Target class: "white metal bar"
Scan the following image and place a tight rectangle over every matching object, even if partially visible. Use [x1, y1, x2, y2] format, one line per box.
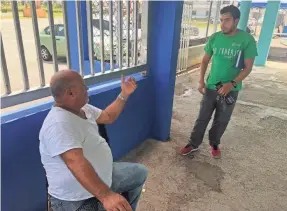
[1, 64, 147, 109]
[84, 64, 147, 87]
[1, 34, 11, 95]
[206, 1, 213, 37]
[47, 1, 58, 73]
[213, 0, 222, 33]
[126, 1, 131, 67]
[99, 1, 105, 73]
[118, 1, 123, 69]
[62, 0, 71, 69]
[178, 27, 183, 71]
[133, 1, 138, 66]
[31, 1, 45, 87]
[75, 0, 84, 76]
[184, 28, 188, 70]
[12, 1, 30, 90]
[109, 1, 114, 71]
[274, 33, 287, 36]
[86, 0, 95, 75]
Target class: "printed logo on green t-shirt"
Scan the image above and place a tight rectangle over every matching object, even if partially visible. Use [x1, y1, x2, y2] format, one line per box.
[204, 30, 258, 91]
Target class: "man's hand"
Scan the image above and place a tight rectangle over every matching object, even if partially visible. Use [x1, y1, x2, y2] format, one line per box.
[218, 82, 233, 96]
[101, 191, 132, 211]
[121, 75, 137, 98]
[96, 75, 137, 124]
[198, 81, 206, 95]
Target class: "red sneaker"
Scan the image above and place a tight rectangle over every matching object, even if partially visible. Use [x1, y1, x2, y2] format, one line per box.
[211, 145, 221, 159]
[180, 143, 198, 155]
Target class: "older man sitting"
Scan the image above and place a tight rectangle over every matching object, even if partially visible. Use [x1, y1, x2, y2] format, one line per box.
[39, 70, 148, 211]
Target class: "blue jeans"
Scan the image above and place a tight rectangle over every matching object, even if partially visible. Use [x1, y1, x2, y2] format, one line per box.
[50, 162, 148, 211]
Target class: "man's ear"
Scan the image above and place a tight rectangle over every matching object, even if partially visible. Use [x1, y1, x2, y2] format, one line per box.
[65, 87, 73, 96]
[235, 18, 239, 26]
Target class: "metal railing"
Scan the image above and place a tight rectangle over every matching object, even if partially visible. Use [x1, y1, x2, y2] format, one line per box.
[1, 0, 146, 109]
[177, 0, 217, 72]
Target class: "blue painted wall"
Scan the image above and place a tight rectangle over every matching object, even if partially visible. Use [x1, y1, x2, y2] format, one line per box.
[1, 1, 183, 211]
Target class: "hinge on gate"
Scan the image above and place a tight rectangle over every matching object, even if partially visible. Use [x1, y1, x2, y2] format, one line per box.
[141, 71, 148, 77]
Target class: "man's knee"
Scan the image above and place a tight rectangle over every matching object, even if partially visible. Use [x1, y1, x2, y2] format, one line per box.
[134, 163, 148, 185]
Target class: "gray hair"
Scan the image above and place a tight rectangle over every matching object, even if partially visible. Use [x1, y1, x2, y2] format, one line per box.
[50, 77, 74, 98]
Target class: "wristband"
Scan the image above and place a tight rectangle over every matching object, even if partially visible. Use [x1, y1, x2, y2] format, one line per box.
[231, 80, 237, 88]
[118, 94, 127, 102]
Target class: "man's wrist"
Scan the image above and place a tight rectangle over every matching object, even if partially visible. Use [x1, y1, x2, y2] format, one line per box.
[199, 78, 205, 84]
[230, 80, 237, 88]
[97, 189, 113, 203]
[119, 92, 129, 101]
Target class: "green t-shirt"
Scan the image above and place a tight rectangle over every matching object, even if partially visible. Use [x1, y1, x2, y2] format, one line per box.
[205, 30, 258, 91]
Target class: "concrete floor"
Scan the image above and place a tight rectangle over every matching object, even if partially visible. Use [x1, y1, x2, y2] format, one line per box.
[123, 61, 287, 211]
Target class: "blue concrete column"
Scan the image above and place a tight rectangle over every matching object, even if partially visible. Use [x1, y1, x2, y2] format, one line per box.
[66, 1, 89, 71]
[238, 0, 252, 31]
[255, 1, 280, 66]
[148, 1, 183, 141]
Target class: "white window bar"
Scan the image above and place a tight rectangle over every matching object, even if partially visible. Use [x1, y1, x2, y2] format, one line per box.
[177, 27, 183, 71]
[86, 0, 95, 75]
[109, 1, 114, 71]
[213, 0, 222, 33]
[31, 1, 45, 87]
[62, 0, 71, 69]
[206, 1, 213, 38]
[99, 1, 105, 73]
[1, 34, 11, 95]
[117, 1, 123, 69]
[133, 0, 138, 66]
[126, 1, 131, 67]
[12, 1, 29, 91]
[47, 1, 58, 73]
[76, 0, 84, 76]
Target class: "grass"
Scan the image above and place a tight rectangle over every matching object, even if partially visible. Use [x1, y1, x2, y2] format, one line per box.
[182, 20, 220, 29]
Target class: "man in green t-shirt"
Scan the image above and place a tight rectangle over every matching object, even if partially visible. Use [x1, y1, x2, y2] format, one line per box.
[180, 5, 258, 158]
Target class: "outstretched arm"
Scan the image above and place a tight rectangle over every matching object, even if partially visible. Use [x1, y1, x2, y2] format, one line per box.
[233, 58, 255, 83]
[96, 75, 137, 124]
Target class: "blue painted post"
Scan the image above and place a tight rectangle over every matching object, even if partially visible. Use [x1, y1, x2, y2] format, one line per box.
[254, 1, 280, 66]
[238, 0, 252, 31]
[66, 1, 78, 70]
[66, 1, 89, 72]
[148, 1, 183, 141]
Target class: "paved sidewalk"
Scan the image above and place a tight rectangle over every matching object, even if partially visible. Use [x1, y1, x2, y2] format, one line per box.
[123, 61, 287, 211]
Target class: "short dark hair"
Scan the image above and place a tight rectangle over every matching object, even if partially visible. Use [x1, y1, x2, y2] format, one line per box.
[220, 5, 240, 20]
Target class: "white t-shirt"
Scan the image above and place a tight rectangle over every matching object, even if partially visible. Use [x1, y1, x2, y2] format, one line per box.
[39, 104, 113, 201]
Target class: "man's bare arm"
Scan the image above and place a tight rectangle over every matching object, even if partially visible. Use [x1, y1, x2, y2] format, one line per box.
[61, 148, 132, 210]
[96, 93, 128, 125]
[198, 53, 212, 94]
[217, 58, 255, 96]
[234, 58, 255, 83]
[96, 76, 137, 124]
[199, 53, 212, 83]
[61, 148, 111, 201]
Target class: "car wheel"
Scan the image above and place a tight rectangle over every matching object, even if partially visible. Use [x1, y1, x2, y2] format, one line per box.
[41, 46, 52, 61]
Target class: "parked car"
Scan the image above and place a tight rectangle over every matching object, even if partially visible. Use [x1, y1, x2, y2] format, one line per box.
[39, 19, 141, 62]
